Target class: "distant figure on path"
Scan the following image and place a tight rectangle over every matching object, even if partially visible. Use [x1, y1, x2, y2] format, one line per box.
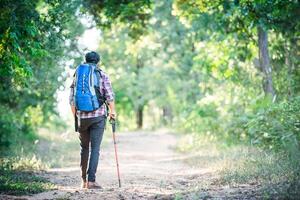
[69, 51, 116, 189]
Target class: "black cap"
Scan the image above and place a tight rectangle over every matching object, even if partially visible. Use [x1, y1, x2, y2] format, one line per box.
[85, 51, 100, 64]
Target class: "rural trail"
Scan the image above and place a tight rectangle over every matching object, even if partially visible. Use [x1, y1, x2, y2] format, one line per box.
[10, 130, 257, 200]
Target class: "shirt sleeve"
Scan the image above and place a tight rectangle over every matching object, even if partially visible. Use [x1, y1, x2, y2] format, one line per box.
[69, 80, 75, 106]
[102, 72, 115, 102]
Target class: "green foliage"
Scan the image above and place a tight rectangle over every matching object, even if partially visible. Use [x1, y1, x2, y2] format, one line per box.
[174, 0, 300, 34]
[91, 0, 300, 147]
[177, 102, 220, 134]
[0, 156, 46, 171]
[0, 156, 54, 195]
[0, 169, 55, 195]
[83, 0, 152, 38]
[0, 0, 83, 151]
[164, 0, 300, 153]
[0, 105, 38, 152]
[0, 0, 298, 196]
[246, 97, 300, 150]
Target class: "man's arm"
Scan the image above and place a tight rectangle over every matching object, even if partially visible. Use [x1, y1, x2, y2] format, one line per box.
[69, 79, 78, 131]
[69, 80, 76, 116]
[102, 72, 116, 120]
[108, 101, 116, 120]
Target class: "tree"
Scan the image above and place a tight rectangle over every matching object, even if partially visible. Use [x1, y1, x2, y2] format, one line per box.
[257, 26, 275, 98]
[83, 0, 152, 38]
[83, 0, 300, 133]
[174, 0, 300, 99]
[0, 0, 83, 150]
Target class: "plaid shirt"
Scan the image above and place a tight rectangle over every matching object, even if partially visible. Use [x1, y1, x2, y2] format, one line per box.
[69, 67, 115, 119]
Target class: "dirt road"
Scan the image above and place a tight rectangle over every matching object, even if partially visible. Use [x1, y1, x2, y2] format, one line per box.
[16, 130, 257, 200]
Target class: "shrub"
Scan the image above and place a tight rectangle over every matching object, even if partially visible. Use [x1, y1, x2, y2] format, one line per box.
[245, 96, 300, 151]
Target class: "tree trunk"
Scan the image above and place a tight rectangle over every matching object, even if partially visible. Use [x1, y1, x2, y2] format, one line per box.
[136, 56, 144, 129]
[285, 40, 292, 98]
[257, 26, 276, 99]
[136, 105, 143, 129]
[162, 106, 173, 125]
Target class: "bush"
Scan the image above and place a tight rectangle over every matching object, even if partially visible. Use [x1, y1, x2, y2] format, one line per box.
[0, 104, 44, 156]
[245, 97, 300, 151]
[176, 102, 221, 135]
[0, 155, 47, 171]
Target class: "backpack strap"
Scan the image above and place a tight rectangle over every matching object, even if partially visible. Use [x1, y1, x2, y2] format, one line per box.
[94, 68, 103, 91]
[94, 68, 109, 116]
[88, 64, 97, 96]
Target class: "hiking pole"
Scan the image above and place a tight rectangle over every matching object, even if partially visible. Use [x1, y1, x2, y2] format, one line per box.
[110, 119, 121, 188]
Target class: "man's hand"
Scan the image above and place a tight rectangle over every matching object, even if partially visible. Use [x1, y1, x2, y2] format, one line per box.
[71, 105, 76, 116]
[109, 112, 117, 121]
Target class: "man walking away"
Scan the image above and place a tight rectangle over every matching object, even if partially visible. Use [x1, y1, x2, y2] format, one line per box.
[69, 51, 116, 189]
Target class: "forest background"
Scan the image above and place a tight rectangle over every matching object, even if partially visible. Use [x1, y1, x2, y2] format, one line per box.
[0, 0, 299, 198]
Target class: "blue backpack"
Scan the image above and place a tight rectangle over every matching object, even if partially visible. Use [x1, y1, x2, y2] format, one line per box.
[74, 64, 105, 112]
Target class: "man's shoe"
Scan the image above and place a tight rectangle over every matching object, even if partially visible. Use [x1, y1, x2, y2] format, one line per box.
[87, 181, 103, 189]
[81, 180, 87, 189]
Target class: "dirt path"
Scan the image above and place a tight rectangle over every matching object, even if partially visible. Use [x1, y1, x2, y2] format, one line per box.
[14, 130, 257, 200]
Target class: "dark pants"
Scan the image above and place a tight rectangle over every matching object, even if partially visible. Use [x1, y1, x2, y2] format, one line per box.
[78, 116, 106, 182]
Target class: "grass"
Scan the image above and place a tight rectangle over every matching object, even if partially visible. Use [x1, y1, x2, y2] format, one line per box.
[219, 149, 300, 199]
[0, 169, 56, 195]
[0, 124, 77, 196]
[0, 156, 56, 195]
[176, 133, 300, 199]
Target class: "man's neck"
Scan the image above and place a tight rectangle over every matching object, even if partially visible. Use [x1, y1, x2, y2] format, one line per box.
[85, 62, 97, 66]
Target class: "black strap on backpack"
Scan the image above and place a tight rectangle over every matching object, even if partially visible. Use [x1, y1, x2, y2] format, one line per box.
[94, 68, 109, 116]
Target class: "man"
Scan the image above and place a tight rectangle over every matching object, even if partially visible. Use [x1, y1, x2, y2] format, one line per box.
[69, 51, 116, 189]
